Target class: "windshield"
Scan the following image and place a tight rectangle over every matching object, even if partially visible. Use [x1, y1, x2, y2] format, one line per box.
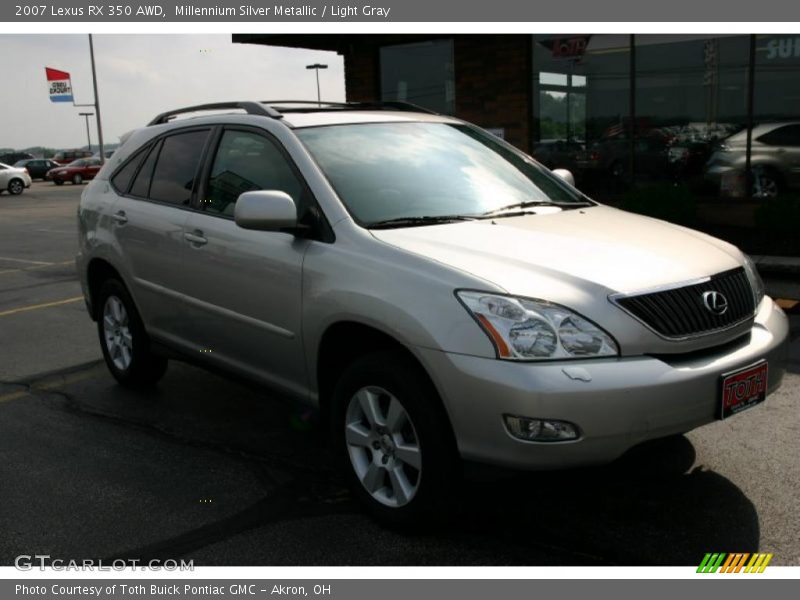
[68, 159, 88, 167]
[296, 122, 588, 226]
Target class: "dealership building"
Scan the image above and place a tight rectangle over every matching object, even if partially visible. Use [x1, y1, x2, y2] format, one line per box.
[235, 34, 800, 254]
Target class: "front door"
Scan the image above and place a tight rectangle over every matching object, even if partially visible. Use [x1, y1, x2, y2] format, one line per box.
[180, 127, 311, 396]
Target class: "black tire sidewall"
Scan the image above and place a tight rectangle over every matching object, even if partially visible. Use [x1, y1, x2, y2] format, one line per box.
[8, 179, 23, 195]
[330, 352, 458, 526]
[97, 279, 166, 388]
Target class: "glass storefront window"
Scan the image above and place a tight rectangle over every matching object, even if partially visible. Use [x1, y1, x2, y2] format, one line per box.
[635, 35, 749, 195]
[532, 35, 630, 193]
[380, 39, 455, 114]
[752, 35, 800, 200]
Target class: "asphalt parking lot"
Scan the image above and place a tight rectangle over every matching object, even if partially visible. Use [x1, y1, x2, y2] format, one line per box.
[1, 181, 799, 566]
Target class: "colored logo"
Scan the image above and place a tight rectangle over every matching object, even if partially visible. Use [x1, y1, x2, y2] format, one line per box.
[702, 290, 729, 315]
[697, 552, 773, 573]
[45, 67, 74, 103]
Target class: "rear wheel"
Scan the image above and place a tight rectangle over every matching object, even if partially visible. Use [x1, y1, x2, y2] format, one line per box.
[331, 351, 459, 526]
[752, 167, 782, 199]
[7, 179, 24, 195]
[97, 279, 167, 389]
[72, 174, 83, 185]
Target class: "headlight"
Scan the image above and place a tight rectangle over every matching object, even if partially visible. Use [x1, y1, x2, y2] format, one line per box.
[742, 255, 766, 309]
[456, 291, 619, 361]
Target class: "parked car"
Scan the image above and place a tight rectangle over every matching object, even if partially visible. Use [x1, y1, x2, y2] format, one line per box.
[531, 139, 585, 173]
[705, 122, 800, 198]
[0, 152, 35, 165]
[47, 157, 102, 185]
[13, 158, 60, 180]
[579, 132, 671, 184]
[51, 149, 94, 166]
[77, 101, 788, 524]
[0, 162, 32, 195]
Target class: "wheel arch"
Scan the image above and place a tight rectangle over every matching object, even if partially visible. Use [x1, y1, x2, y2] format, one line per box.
[86, 258, 125, 321]
[315, 320, 457, 448]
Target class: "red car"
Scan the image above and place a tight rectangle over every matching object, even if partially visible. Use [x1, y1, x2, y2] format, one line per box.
[46, 158, 102, 185]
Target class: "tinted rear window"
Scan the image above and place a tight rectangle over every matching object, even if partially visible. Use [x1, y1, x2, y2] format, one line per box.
[111, 146, 148, 194]
[149, 130, 209, 206]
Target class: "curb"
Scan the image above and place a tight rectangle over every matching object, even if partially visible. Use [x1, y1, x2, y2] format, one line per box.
[751, 255, 800, 277]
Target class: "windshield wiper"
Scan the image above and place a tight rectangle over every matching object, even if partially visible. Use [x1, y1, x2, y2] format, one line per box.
[368, 215, 477, 229]
[480, 200, 593, 216]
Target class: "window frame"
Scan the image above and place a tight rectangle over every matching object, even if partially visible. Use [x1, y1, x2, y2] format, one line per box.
[109, 125, 214, 211]
[194, 125, 318, 221]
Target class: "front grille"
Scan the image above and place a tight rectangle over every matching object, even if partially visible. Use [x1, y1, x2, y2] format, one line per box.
[613, 267, 755, 339]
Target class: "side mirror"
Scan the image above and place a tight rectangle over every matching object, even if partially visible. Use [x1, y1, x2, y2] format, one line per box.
[552, 168, 576, 187]
[234, 190, 297, 231]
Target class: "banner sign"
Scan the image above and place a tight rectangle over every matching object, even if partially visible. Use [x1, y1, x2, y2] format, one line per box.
[46, 67, 74, 103]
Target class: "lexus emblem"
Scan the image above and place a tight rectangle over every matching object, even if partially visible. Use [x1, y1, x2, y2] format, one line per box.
[702, 291, 729, 316]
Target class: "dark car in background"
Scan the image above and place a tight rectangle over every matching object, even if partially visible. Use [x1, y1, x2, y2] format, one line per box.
[13, 158, 60, 180]
[531, 139, 585, 174]
[46, 157, 102, 185]
[0, 152, 34, 165]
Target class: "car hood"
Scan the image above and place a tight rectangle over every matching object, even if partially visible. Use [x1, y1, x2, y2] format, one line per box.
[369, 205, 744, 296]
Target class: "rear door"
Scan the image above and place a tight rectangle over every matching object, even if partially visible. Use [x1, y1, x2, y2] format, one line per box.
[109, 127, 212, 344]
[180, 126, 312, 396]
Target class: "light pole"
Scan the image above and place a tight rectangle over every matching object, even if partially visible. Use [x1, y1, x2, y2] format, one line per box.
[79, 112, 94, 153]
[306, 63, 328, 106]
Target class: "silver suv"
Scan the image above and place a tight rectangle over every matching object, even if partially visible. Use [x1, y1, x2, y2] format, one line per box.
[77, 101, 789, 523]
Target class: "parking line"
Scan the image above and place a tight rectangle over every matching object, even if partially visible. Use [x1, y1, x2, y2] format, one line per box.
[0, 256, 52, 266]
[0, 260, 74, 276]
[0, 296, 83, 318]
[776, 298, 798, 310]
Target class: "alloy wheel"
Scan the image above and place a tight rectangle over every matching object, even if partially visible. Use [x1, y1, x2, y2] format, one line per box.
[344, 386, 422, 508]
[8, 180, 23, 195]
[103, 295, 133, 371]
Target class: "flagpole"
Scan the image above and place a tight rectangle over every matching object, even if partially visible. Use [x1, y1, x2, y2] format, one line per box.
[88, 34, 105, 164]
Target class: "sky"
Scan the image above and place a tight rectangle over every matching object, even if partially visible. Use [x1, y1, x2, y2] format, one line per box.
[0, 35, 345, 150]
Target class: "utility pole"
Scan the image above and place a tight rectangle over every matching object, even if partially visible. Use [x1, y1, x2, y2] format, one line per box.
[306, 63, 328, 106]
[79, 112, 94, 153]
[88, 34, 106, 164]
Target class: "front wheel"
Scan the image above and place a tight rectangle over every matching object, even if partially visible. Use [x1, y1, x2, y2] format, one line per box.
[54, 180, 64, 186]
[7, 179, 24, 195]
[331, 351, 459, 526]
[97, 279, 167, 389]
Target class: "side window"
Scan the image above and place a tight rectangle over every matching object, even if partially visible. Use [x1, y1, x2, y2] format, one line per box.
[149, 130, 210, 206]
[111, 146, 148, 194]
[203, 130, 305, 217]
[758, 125, 800, 147]
[129, 141, 161, 198]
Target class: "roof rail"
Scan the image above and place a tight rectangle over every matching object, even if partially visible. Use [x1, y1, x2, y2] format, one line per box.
[261, 100, 438, 115]
[148, 101, 282, 126]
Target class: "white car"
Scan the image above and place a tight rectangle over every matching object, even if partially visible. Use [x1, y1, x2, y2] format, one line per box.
[0, 162, 32, 195]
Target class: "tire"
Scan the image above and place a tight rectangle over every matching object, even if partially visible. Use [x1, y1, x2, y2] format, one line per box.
[330, 351, 459, 526]
[751, 167, 782, 199]
[72, 174, 83, 185]
[96, 279, 167, 389]
[54, 180, 64, 186]
[7, 178, 24, 195]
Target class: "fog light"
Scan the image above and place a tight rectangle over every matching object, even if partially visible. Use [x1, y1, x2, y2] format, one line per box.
[503, 415, 580, 442]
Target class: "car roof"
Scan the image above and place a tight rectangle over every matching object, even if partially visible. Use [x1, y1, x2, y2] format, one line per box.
[155, 108, 458, 130]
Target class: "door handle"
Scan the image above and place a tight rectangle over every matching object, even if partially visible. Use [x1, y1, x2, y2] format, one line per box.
[184, 231, 208, 246]
[111, 211, 128, 225]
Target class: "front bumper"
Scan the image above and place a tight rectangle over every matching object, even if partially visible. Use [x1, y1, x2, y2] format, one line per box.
[420, 297, 789, 470]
